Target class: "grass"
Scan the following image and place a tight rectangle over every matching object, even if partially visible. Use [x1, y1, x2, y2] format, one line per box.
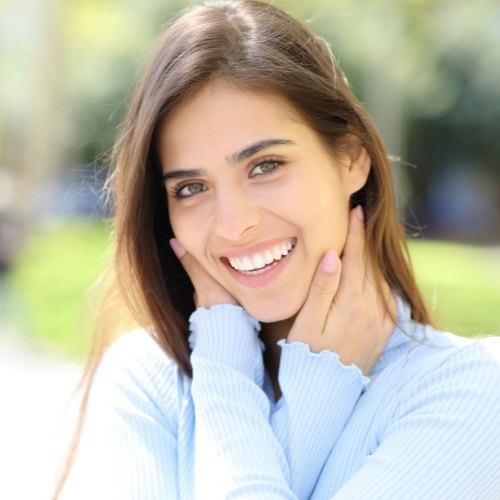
[5, 221, 500, 359]
[409, 240, 500, 337]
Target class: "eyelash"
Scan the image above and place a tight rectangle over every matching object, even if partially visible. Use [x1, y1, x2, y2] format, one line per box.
[248, 156, 284, 177]
[169, 156, 284, 199]
[169, 182, 207, 199]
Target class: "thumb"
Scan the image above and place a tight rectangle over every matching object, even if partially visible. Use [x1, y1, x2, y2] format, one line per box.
[288, 250, 341, 345]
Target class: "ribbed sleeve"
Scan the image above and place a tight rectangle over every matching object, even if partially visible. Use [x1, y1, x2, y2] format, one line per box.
[189, 305, 263, 384]
[61, 302, 500, 500]
[60, 330, 182, 500]
[315, 338, 500, 499]
[271, 340, 369, 499]
[189, 304, 295, 499]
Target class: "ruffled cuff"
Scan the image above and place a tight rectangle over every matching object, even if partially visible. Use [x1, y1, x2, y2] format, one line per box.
[277, 339, 370, 396]
[271, 339, 370, 499]
[189, 304, 263, 380]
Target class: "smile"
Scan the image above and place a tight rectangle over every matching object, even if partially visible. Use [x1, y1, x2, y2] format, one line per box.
[226, 238, 297, 274]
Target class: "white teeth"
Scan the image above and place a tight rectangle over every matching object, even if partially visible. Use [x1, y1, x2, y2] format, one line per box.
[264, 250, 274, 265]
[227, 239, 296, 273]
[252, 254, 266, 269]
[242, 257, 253, 271]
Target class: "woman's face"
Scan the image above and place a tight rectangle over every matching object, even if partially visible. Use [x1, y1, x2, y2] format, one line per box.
[158, 83, 370, 322]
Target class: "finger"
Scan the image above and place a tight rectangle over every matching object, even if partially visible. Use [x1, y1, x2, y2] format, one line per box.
[288, 250, 341, 344]
[337, 205, 366, 298]
[170, 237, 187, 259]
[363, 256, 393, 317]
[342, 205, 365, 268]
[170, 238, 237, 308]
[363, 253, 378, 296]
[170, 238, 213, 292]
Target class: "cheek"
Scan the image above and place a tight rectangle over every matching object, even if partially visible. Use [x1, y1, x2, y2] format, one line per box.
[168, 207, 197, 254]
[304, 197, 350, 252]
[169, 207, 215, 272]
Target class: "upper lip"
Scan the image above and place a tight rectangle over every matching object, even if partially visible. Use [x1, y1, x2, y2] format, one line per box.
[220, 237, 297, 271]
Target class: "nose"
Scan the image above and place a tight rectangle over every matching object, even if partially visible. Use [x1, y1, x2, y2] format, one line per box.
[212, 185, 261, 241]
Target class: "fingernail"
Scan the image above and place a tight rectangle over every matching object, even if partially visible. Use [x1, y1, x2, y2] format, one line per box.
[169, 238, 186, 259]
[321, 250, 338, 273]
[355, 205, 364, 221]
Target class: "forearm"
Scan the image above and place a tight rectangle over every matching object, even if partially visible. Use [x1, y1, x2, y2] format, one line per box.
[271, 339, 369, 499]
[190, 305, 296, 499]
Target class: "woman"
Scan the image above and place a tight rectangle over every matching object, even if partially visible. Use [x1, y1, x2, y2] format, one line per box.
[57, 1, 499, 498]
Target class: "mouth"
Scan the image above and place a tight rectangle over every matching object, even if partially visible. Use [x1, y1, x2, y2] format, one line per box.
[223, 238, 297, 276]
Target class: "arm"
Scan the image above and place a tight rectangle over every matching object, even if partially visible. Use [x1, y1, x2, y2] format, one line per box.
[191, 314, 500, 500]
[189, 305, 297, 499]
[330, 341, 500, 500]
[61, 331, 181, 500]
[271, 340, 368, 499]
[270, 206, 390, 498]
[189, 306, 370, 500]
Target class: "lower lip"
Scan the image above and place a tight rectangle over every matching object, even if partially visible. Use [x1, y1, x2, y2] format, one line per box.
[224, 245, 296, 288]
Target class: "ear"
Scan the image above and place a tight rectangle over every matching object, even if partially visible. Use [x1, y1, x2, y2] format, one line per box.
[342, 144, 371, 196]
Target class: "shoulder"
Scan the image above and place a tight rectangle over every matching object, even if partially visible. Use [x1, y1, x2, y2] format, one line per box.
[377, 299, 500, 417]
[64, 330, 188, 499]
[389, 329, 500, 422]
[381, 296, 500, 383]
[91, 328, 188, 420]
[408, 326, 500, 381]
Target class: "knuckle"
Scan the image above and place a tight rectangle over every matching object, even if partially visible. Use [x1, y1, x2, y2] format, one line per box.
[312, 278, 335, 296]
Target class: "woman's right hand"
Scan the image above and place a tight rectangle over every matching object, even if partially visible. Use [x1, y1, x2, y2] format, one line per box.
[170, 238, 238, 309]
[287, 206, 395, 376]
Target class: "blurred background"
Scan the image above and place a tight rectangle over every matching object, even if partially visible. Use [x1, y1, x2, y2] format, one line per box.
[0, 1, 499, 497]
[0, 0, 499, 356]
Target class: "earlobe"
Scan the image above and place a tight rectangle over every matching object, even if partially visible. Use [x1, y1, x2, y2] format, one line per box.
[346, 144, 371, 195]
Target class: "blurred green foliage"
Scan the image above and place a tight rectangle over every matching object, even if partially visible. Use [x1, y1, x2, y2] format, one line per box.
[2, 0, 499, 357]
[410, 241, 500, 336]
[6, 224, 499, 358]
[6, 222, 111, 357]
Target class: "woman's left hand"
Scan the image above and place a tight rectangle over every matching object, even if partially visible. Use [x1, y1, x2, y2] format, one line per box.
[287, 206, 396, 375]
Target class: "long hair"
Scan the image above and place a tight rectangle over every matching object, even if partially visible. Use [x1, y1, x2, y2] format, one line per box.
[111, 0, 432, 372]
[53, 1, 432, 496]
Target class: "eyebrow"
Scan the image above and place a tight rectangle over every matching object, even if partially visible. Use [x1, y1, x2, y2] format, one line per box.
[227, 138, 297, 164]
[162, 138, 296, 181]
[163, 168, 206, 182]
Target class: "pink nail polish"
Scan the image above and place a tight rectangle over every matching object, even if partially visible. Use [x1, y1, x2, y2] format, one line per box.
[356, 205, 364, 221]
[321, 250, 338, 273]
[169, 238, 186, 259]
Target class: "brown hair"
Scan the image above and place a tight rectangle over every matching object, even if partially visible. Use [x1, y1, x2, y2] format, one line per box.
[111, 0, 432, 371]
[54, 0, 431, 496]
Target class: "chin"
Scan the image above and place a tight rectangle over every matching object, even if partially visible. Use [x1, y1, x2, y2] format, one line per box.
[241, 296, 303, 324]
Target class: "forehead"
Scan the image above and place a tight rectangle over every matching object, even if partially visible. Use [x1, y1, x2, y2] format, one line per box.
[169, 81, 302, 124]
[157, 83, 305, 162]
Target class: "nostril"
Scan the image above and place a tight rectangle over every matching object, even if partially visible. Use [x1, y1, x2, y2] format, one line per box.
[214, 208, 260, 241]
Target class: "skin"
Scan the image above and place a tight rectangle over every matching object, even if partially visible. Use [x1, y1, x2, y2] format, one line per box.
[159, 82, 395, 386]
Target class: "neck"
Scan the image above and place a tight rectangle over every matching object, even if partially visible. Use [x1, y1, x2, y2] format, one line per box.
[260, 316, 295, 399]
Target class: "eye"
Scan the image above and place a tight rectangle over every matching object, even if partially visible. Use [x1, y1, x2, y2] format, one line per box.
[173, 182, 207, 198]
[249, 158, 282, 178]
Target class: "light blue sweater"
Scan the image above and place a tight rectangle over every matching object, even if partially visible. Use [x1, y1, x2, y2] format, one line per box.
[63, 298, 500, 499]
